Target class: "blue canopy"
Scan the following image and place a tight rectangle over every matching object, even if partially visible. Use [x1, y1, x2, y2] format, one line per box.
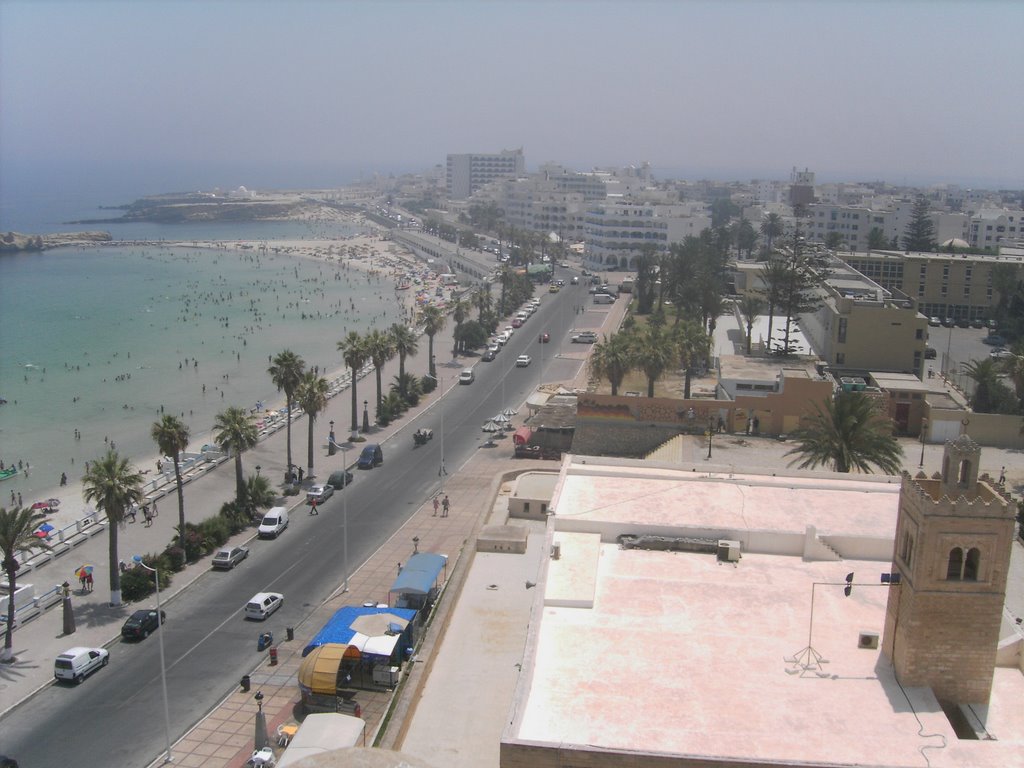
[302, 605, 417, 657]
[390, 553, 447, 596]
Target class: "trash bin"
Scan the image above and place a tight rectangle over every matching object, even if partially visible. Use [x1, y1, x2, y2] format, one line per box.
[240, 674, 251, 692]
[286, 626, 295, 641]
[269, 646, 278, 666]
[257, 631, 273, 652]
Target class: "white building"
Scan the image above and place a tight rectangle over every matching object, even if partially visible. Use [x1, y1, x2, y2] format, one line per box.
[582, 202, 712, 269]
[970, 208, 1024, 250]
[446, 149, 525, 200]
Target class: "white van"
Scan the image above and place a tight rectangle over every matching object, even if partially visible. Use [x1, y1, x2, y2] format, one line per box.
[593, 293, 615, 304]
[54, 646, 109, 683]
[258, 506, 289, 539]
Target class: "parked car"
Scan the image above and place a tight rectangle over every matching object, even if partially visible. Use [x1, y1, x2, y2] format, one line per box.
[571, 276, 579, 284]
[459, 369, 475, 384]
[982, 334, 1007, 346]
[258, 506, 289, 538]
[924, 346, 937, 359]
[357, 443, 383, 469]
[571, 331, 598, 344]
[482, 349, 497, 362]
[306, 484, 333, 504]
[560, 261, 569, 268]
[327, 470, 353, 490]
[539, 332, 550, 343]
[990, 348, 1014, 360]
[928, 316, 941, 327]
[245, 592, 283, 621]
[516, 354, 532, 367]
[121, 609, 166, 640]
[970, 318, 986, 329]
[212, 545, 249, 570]
[941, 317, 955, 327]
[511, 317, 523, 328]
[54, 647, 108, 683]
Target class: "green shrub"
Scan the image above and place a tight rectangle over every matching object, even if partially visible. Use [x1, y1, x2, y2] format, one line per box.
[197, 516, 231, 553]
[163, 546, 186, 572]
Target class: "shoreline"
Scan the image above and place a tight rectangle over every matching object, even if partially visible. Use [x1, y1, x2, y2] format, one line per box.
[9, 226, 466, 533]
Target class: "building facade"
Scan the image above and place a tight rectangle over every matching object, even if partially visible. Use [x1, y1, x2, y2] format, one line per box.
[446, 148, 525, 200]
[582, 202, 711, 269]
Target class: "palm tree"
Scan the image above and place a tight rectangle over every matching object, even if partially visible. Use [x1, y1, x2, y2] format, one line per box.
[472, 283, 493, 322]
[760, 212, 784, 252]
[213, 406, 259, 501]
[238, 474, 276, 522]
[296, 370, 330, 477]
[739, 295, 764, 355]
[390, 323, 419, 399]
[338, 331, 368, 433]
[268, 349, 306, 477]
[963, 358, 1012, 414]
[82, 451, 144, 606]
[672, 320, 708, 399]
[759, 255, 789, 352]
[634, 325, 677, 398]
[365, 329, 395, 413]
[785, 392, 903, 474]
[589, 333, 633, 396]
[150, 414, 190, 551]
[451, 299, 471, 356]
[1, 505, 51, 661]
[421, 304, 447, 378]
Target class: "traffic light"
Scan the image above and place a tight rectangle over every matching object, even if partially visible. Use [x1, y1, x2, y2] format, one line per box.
[844, 572, 854, 597]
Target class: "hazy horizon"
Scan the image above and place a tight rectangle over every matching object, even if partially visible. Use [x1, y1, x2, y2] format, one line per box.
[2, 0, 1022, 223]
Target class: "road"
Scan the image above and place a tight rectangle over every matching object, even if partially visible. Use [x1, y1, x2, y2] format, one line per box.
[0, 271, 592, 767]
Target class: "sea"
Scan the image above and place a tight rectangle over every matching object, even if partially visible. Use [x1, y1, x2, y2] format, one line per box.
[0, 189, 407, 508]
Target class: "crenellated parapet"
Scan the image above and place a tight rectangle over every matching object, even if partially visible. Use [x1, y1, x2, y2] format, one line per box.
[900, 473, 1014, 520]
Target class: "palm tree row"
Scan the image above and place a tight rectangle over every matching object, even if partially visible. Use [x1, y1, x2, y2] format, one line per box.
[590, 320, 710, 398]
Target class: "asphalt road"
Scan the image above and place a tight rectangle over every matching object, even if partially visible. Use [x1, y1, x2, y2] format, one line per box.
[0, 272, 591, 767]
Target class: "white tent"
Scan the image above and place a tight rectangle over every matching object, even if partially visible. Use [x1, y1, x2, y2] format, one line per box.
[278, 713, 366, 767]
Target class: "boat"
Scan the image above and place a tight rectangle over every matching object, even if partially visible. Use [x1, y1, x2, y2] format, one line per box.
[0, 467, 17, 482]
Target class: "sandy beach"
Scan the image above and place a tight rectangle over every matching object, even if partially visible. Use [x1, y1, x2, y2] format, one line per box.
[8, 218, 469, 537]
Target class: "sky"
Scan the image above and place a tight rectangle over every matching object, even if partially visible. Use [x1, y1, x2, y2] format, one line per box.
[1, 0, 1022, 211]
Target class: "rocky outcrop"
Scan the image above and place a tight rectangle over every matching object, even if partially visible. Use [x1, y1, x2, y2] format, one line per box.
[0, 231, 113, 253]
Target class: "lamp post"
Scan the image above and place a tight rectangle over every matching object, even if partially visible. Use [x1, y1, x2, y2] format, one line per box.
[328, 420, 336, 456]
[707, 416, 715, 460]
[254, 690, 268, 751]
[919, 418, 928, 468]
[132, 555, 172, 764]
[363, 400, 370, 433]
[425, 372, 445, 494]
[255, 465, 261, 478]
[341, 445, 349, 593]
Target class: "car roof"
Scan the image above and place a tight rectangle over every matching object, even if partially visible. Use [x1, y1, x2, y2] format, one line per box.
[129, 609, 154, 618]
[59, 646, 95, 655]
[249, 591, 280, 601]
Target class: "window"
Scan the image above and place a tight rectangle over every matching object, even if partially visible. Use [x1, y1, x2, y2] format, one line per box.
[916, 328, 924, 339]
[947, 547, 964, 580]
[964, 548, 980, 581]
[946, 546, 981, 581]
[900, 531, 914, 566]
[838, 318, 848, 343]
[836, 352, 845, 364]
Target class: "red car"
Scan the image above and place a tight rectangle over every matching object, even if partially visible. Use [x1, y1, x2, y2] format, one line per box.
[539, 332, 550, 343]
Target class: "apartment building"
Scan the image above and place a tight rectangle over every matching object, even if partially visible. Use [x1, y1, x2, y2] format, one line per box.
[581, 202, 712, 269]
[446, 148, 525, 200]
[970, 208, 1024, 249]
[843, 249, 1024, 322]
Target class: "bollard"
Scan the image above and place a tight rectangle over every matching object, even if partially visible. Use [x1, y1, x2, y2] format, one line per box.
[241, 674, 251, 692]
[269, 646, 278, 666]
[286, 626, 295, 641]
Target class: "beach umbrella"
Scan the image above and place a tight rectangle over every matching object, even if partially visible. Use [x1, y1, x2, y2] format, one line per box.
[31, 501, 52, 510]
[47, 498, 61, 508]
[481, 419, 501, 447]
[75, 565, 94, 579]
[502, 407, 517, 419]
[491, 412, 510, 426]
[34, 523, 55, 538]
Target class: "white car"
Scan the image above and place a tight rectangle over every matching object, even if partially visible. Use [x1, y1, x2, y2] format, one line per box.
[245, 592, 284, 620]
[54, 647, 109, 683]
[572, 331, 598, 344]
[306, 484, 333, 504]
[516, 354, 532, 367]
[487, 343, 500, 355]
[504, 325, 514, 336]
[459, 369, 475, 384]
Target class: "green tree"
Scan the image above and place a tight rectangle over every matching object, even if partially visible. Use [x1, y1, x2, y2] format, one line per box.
[82, 451, 144, 606]
[454, 319, 488, 351]
[390, 323, 419, 399]
[268, 349, 306, 476]
[238, 474, 276, 522]
[734, 219, 758, 259]
[825, 231, 844, 251]
[213, 406, 259, 501]
[867, 227, 888, 250]
[451, 299, 471, 355]
[589, 333, 633, 396]
[739, 295, 764, 355]
[634, 246, 660, 315]
[1, 506, 51, 661]
[990, 263, 1019, 322]
[671, 319, 708, 399]
[338, 331, 368, 434]
[151, 414, 191, 551]
[421, 304, 447, 378]
[760, 213, 784, 253]
[758, 255, 789, 350]
[963, 358, 1017, 414]
[364, 329, 395, 413]
[785, 392, 903, 474]
[472, 283, 493, 322]
[296, 370, 330, 477]
[634, 324, 677, 397]
[902, 196, 936, 251]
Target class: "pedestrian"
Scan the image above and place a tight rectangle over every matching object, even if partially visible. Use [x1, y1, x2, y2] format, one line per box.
[298, 467, 304, 482]
[60, 471, 68, 486]
[752, 416, 760, 435]
[143, 505, 153, 527]
[432, 496, 439, 516]
[310, 499, 318, 515]
[17, 492, 22, 507]
[441, 495, 450, 518]
[151, 500, 158, 517]
[85, 572, 93, 592]
[79, 573, 87, 592]
[127, 505, 138, 524]
[999, 466, 1006, 486]
[9, 490, 14, 505]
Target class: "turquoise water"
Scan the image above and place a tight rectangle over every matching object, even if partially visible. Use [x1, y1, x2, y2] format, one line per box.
[0, 222, 408, 503]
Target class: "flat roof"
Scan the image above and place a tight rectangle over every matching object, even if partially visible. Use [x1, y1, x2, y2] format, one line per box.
[870, 371, 931, 392]
[718, 354, 821, 382]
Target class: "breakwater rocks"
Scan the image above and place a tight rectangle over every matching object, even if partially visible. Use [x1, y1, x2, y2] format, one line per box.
[0, 230, 113, 253]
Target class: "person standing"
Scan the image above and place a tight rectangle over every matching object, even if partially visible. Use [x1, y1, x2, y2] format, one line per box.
[441, 495, 450, 518]
[432, 496, 439, 517]
[310, 499, 319, 515]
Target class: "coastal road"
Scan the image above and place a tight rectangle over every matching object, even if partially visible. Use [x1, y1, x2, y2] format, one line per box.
[0, 273, 593, 767]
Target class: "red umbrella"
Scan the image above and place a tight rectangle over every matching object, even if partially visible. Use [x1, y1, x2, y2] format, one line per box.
[31, 501, 52, 510]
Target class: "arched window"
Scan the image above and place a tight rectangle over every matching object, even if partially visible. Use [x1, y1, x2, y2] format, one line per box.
[946, 547, 963, 580]
[958, 459, 971, 486]
[964, 548, 980, 581]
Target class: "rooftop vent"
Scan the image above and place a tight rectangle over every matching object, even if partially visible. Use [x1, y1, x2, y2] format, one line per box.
[717, 540, 741, 562]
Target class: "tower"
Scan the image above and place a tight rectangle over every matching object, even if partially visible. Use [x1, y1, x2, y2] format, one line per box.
[882, 435, 1015, 705]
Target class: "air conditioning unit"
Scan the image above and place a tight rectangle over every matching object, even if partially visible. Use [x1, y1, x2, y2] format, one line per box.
[717, 540, 741, 562]
[372, 665, 400, 686]
[858, 632, 879, 650]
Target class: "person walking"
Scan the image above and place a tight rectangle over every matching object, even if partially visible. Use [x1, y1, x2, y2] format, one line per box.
[143, 505, 153, 527]
[309, 499, 319, 515]
[432, 496, 439, 517]
[441, 495, 450, 518]
[85, 572, 93, 592]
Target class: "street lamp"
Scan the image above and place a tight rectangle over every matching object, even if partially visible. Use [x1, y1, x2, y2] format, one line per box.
[132, 555, 172, 764]
[328, 420, 336, 456]
[919, 418, 928, 468]
[255, 465, 261, 478]
[425, 372, 446, 494]
[341, 445, 349, 593]
[363, 400, 370, 433]
[707, 416, 715, 460]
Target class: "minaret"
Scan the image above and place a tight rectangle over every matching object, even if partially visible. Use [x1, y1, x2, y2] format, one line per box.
[882, 435, 1015, 705]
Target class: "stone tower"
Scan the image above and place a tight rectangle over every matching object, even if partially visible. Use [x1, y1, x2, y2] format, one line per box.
[882, 435, 1015, 705]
